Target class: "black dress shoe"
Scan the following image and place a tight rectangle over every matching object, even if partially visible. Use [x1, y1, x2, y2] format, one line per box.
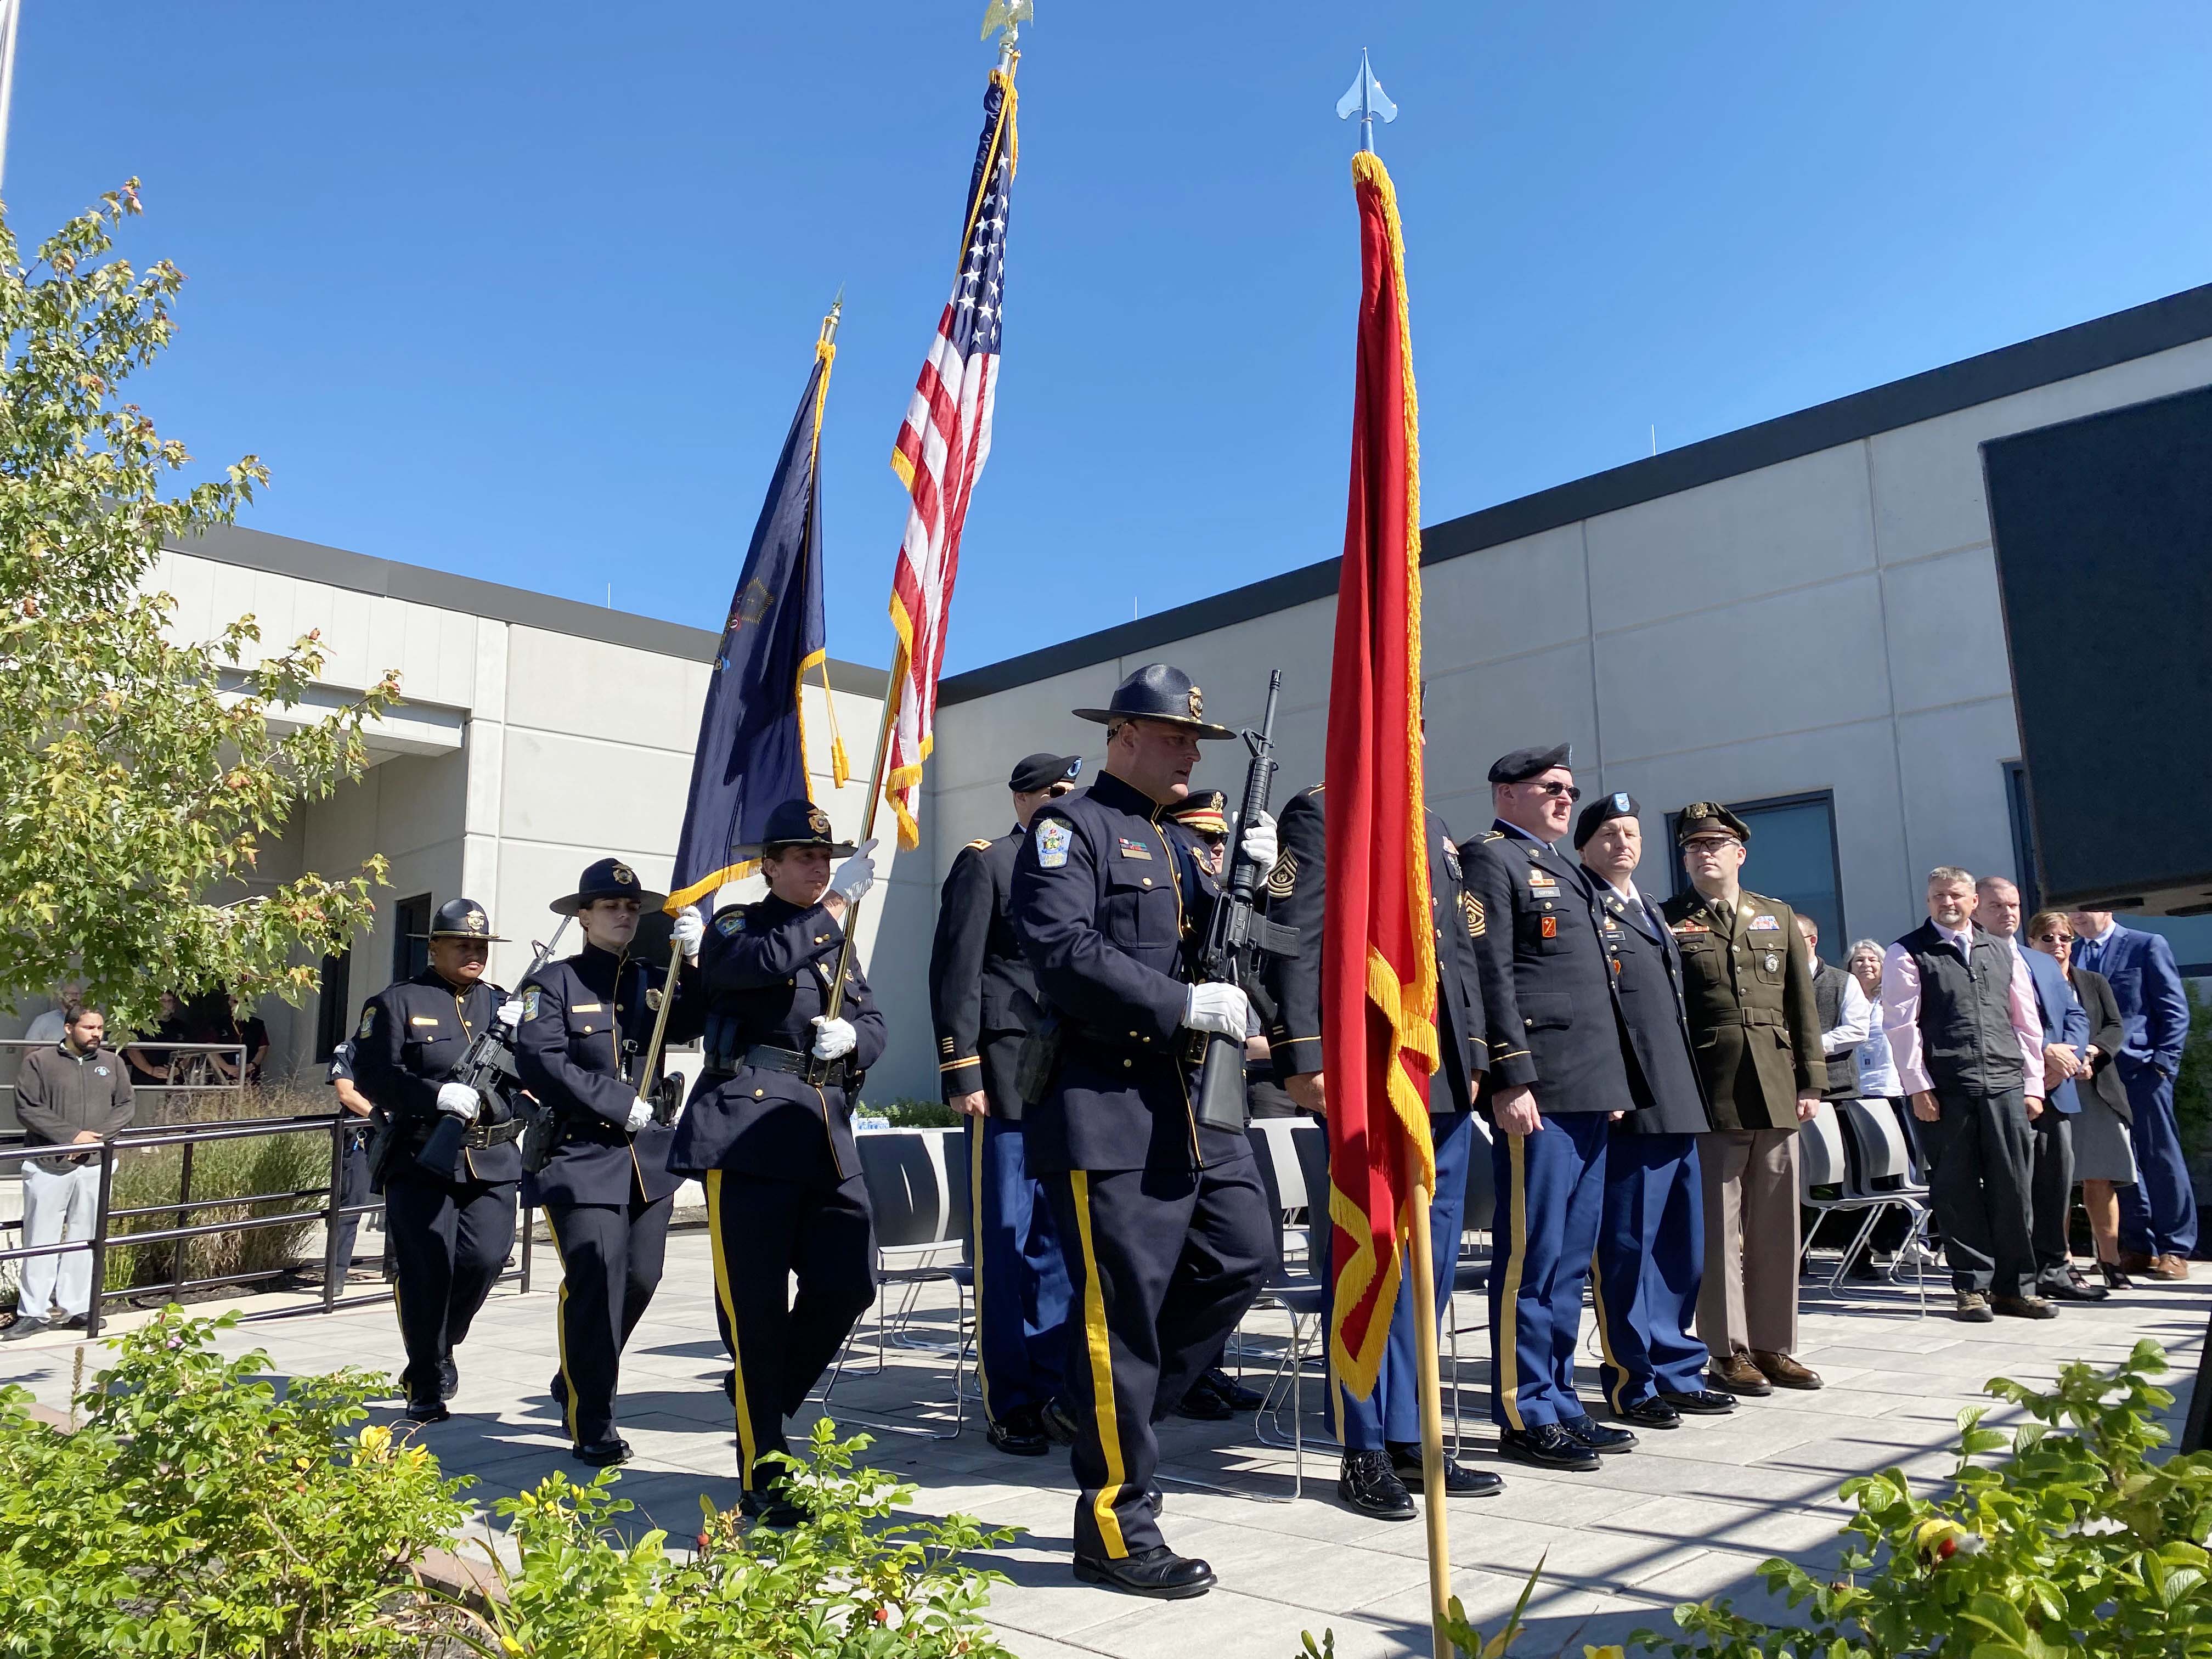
[1201, 1367, 1265, 1412]
[1657, 1389, 1737, 1415]
[56, 1313, 89, 1331]
[1615, 1397, 1681, 1430]
[1387, 1444, 1504, 1497]
[1498, 1424, 1600, 1471]
[1560, 1415, 1637, 1454]
[2041, 1268, 2109, 1303]
[1073, 1544, 1215, 1599]
[1338, 1450, 1418, 1519]
[572, 1436, 631, 1466]
[986, 1407, 1051, 1457]
[403, 1397, 450, 1425]
[438, 1359, 460, 1402]
[739, 1488, 806, 1529]
[1039, 1397, 1081, 1446]
[1175, 1381, 1233, 1421]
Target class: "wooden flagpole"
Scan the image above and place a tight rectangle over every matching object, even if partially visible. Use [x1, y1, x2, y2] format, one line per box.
[1404, 1146, 1454, 1657]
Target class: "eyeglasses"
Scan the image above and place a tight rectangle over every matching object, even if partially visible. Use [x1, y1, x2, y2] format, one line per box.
[1524, 781, 1581, 802]
[1682, 837, 1741, 855]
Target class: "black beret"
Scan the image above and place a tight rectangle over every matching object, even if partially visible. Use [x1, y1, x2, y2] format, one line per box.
[1573, 790, 1640, 849]
[1487, 743, 1572, 785]
[426, 897, 505, 941]
[740, 798, 857, 857]
[1675, 800, 1752, 846]
[551, 856, 667, 916]
[1010, 752, 1082, 793]
[1072, 664, 1236, 739]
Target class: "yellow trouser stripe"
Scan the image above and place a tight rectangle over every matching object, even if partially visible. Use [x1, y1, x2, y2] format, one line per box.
[704, 1172, 761, 1489]
[545, 1209, 577, 1440]
[1499, 1133, 1530, 1431]
[1069, 1172, 1129, 1560]
[1589, 1243, 1627, 1412]
[970, 1121, 995, 1425]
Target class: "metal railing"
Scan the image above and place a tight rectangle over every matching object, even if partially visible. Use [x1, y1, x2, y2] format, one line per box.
[0, 1110, 420, 1337]
[1, 1037, 251, 1113]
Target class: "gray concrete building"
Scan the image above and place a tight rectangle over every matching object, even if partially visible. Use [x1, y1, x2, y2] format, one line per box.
[8, 280, 2209, 1114]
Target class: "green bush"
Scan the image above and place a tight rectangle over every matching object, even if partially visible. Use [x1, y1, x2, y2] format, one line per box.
[872, 1098, 966, 1129]
[2175, 980, 2211, 1171]
[0, 1308, 467, 1657]
[439, 1418, 1016, 1658]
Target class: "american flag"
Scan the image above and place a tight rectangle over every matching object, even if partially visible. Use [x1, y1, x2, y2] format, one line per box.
[883, 67, 1017, 849]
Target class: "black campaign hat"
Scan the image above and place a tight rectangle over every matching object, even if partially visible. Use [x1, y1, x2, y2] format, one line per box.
[1487, 743, 1573, 786]
[1071, 664, 1235, 739]
[426, 897, 505, 942]
[550, 856, 667, 917]
[1573, 790, 1641, 850]
[1010, 752, 1082, 793]
[1675, 800, 1752, 847]
[735, 798, 857, 860]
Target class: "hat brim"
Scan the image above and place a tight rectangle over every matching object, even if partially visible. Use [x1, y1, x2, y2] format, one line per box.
[1071, 708, 1237, 740]
[731, 840, 860, 861]
[549, 888, 670, 917]
[424, 932, 509, 943]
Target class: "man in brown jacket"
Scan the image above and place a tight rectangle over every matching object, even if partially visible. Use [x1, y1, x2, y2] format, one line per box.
[8, 1005, 136, 1339]
[1660, 804, 1826, 1396]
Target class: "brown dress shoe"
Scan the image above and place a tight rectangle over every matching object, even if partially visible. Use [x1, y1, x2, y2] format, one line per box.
[2117, 1251, 2159, 1275]
[2149, 1254, 2192, 1282]
[1750, 1350, 1823, 1390]
[1707, 1351, 1771, 1397]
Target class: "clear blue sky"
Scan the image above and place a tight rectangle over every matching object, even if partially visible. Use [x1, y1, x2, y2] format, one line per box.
[14, 2, 2212, 676]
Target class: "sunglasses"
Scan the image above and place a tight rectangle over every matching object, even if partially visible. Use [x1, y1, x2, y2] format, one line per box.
[1523, 781, 1581, 801]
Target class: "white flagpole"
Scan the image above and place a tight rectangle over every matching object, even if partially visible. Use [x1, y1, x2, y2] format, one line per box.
[0, 1, 22, 195]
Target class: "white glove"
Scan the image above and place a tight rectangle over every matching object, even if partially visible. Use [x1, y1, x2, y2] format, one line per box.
[495, 998, 524, 1032]
[810, 1015, 858, 1060]
[670, 905, 705, 962]
[435, 1082, 479, 1120]
[1238, 810, 1278, 873]
[1183, 982, 1251, 1038]
[624, 1099, 653, 1133]
[829, 838, 879, 906]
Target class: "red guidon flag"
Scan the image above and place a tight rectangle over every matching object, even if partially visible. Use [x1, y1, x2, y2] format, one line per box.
[1323, 150, 1440, 1399]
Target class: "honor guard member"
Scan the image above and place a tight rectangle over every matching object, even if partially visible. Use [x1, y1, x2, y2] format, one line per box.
[1662, 803, 1826, 1397]
[1573, 794, 1737, 1430]
[516, 859, 708, 1466]
[929, 751, 1080, 1459]
[1009, 664, 1278, 1600]
[1460, 746, 1643, 1472]
[325, 1040, 377, 1282]
[1268, 778, 1504, 1517]
[352, 899, 522, 1422]
[668, 799, 884, 1526]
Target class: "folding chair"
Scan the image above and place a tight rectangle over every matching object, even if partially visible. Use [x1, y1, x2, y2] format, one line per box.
[1235, 1120, 1329, 1499]
[1796, 1101, 1926, 1311]
[1834, 1098, 1933, 1316]
[820, 1127, 972, 1438]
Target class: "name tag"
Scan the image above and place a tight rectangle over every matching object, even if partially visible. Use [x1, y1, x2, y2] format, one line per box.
[409, 1015, 441, 1028]
[1750, 914, 1781, 931]
[1116, 837, 1153, 861]
[571, 1002, 603, 1013]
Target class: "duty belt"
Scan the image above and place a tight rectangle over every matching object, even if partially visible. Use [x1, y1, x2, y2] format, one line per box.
[701, 1043, 854, 1089]
[465, 1118, 526, 1149]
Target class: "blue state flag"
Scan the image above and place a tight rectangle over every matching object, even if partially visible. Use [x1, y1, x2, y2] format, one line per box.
[667, 334, 842, 913]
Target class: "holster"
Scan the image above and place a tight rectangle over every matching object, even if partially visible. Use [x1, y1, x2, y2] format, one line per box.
[1015, 1019, 1063, 1108]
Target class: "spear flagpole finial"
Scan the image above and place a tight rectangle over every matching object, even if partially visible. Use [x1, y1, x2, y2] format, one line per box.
[1336, 47, 1398, 155]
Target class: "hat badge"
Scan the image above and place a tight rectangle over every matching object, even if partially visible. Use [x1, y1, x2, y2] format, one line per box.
[1612, 793, 1630, 813]
[610, 863, 635, 887]
[808, 806, 832, 837]
[1187, 685, 1204, 719]
[464, 909, 487, 932]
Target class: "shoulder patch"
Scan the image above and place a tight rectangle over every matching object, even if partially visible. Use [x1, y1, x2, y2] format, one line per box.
[1035, 819, 1072, 869]
[1462, 891, 1485, 938]
[967, 838, 992, 851]
[1266, 850, 1298, 899]
[357, 1007, 376, 1040]
[521, 988, 542, 1023]
[715, 910, 747, 936]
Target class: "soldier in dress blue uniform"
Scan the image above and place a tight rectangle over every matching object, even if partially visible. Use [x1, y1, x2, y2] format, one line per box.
[667, 799, 884, 1525]
[929, 751, 1080, 1459]
[1267, 774, 1505, 1517]
[515, 858, 708, 1466]
[1572, 794, 1738, 1430]
[1008, 664, 1278, 1601]
[352, 898, 522, 1423]
[1459, 746, 1643, 1472]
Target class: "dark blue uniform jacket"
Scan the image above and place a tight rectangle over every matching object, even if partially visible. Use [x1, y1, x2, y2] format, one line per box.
[666, 893, 886, 1189]
[352, 968, 519, 1183]
[929, 826, 1044, 1112]
[1009, 770, 1246, 1176]
[1591, 881, 1712, 1135]
[1458, 823, 1640, 1118]
[516, 941, 704, 1206]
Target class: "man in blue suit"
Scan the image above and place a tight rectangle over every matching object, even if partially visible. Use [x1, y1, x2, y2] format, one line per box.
[2069, 909, 2196, 1279]
[1977, 879, 2102, 1302]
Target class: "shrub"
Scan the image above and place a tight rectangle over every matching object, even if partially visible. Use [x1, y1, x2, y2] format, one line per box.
[0, 1308, 467, 1658]
[438, 1418, 1017, 1658]
[872, 1099, 966, 1129]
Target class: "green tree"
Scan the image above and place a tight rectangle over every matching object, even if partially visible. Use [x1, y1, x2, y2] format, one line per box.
[0, 181, 394, 1031]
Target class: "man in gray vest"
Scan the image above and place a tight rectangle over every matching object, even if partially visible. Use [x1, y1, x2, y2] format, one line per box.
[1879, 867, 2053, 1323]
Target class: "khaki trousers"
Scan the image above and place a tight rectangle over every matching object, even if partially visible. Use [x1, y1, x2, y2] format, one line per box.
[1695, 1127, 1800, 1359]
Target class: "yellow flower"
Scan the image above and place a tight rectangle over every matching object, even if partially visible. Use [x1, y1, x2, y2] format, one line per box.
[1585, 1647, 1628, 1659]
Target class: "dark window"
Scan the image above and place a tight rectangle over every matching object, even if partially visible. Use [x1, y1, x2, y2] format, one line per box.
[2002, 761, 2043, 919]
[1668, 791, 1847, 956]
[393, 893, 431, 984]
[313, 950, 352, 1063]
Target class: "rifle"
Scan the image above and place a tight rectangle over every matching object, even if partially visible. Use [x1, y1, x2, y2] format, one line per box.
[417, 917, 572, 1176]
[1188, 669, 1300, 1132]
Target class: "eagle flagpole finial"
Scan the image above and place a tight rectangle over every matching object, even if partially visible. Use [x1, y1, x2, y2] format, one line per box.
[980, 0, 1033, 63]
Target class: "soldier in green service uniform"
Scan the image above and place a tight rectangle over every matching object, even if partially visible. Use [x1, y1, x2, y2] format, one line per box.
[1659, 803, 1826, 1400]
